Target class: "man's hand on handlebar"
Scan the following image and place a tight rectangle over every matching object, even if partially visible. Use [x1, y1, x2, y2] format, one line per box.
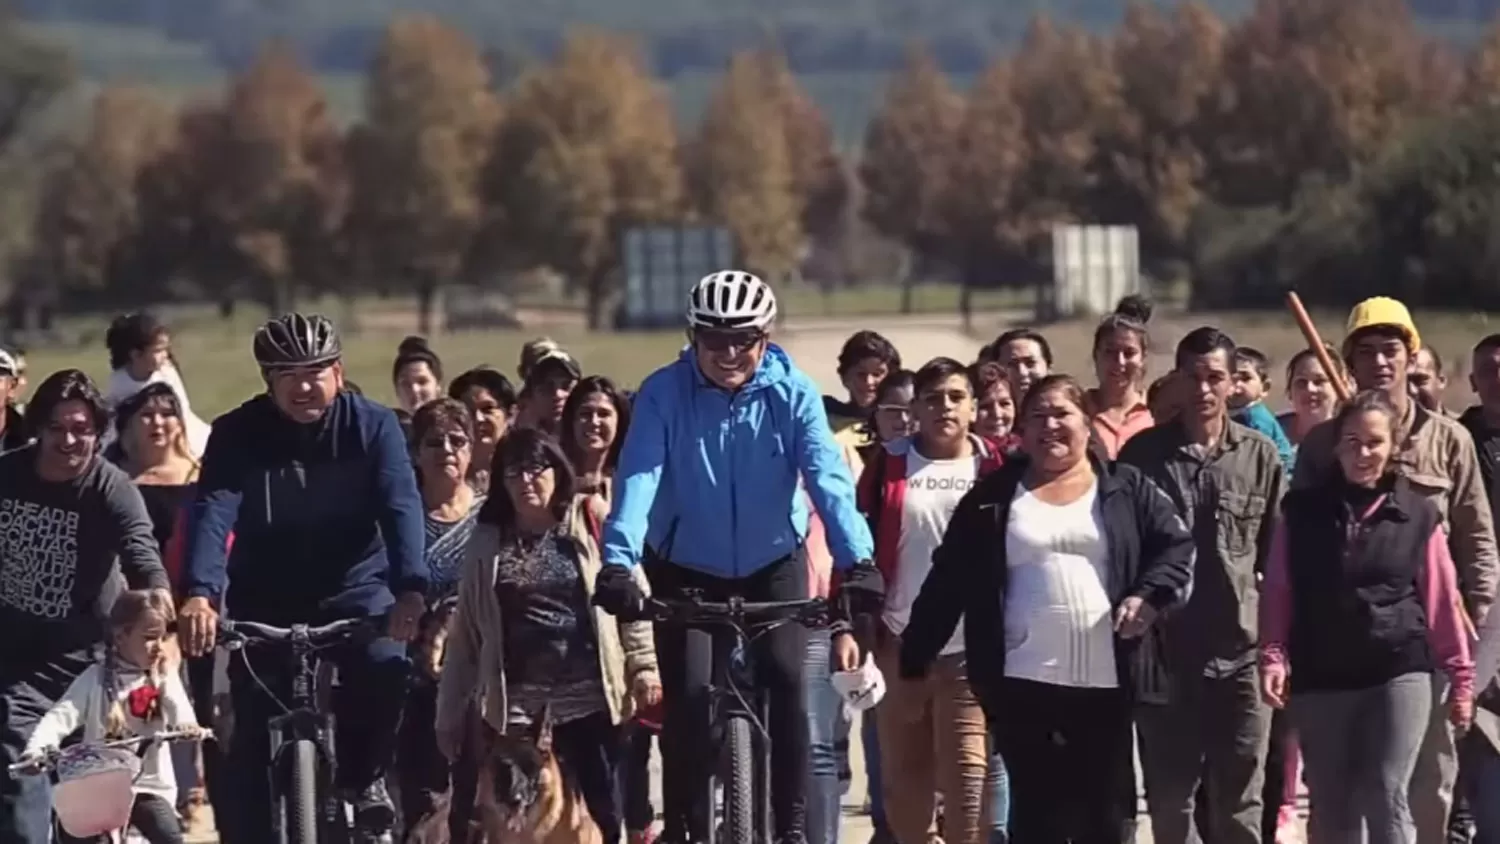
[387, 590, 426, 643]
[593, 565, 647, 619]
[179, 596, 219, 657]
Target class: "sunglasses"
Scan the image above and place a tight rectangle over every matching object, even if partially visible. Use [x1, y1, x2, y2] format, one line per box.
[503, 463, 551, 480]
[421, 432, 471, 451]
[694, 330, 765, 353]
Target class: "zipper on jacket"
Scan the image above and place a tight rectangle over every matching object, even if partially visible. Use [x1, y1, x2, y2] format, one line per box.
[729, 390, 740, 577]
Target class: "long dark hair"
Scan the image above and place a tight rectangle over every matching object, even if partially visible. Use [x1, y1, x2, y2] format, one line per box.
[27, 369, 111, 441]
[560, 376, 632, 475]
[477, 428, 576, 530]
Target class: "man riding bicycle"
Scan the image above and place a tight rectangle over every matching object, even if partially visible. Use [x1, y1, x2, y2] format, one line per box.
[176, 314, 427, 843]
[593, 271, 884, 844]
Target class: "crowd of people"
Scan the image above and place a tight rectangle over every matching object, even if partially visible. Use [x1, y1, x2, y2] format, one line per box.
[1, 278, 1499, 844]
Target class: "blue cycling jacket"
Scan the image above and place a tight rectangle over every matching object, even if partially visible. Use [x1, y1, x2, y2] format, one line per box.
[182, 391, 427, 622]
[602, 344, 874, 577]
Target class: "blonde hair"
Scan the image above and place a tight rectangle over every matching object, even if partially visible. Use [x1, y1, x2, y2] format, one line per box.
[102, 591, 176, 738]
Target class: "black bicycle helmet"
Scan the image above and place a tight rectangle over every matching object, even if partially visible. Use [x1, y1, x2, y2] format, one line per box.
[253, 313, 343, 371]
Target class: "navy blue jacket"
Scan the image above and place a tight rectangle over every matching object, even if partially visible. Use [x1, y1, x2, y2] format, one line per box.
[182, 391, 427, 622]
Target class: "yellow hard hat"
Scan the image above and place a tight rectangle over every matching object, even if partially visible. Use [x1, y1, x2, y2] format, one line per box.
[1343, 296, 1420, 358]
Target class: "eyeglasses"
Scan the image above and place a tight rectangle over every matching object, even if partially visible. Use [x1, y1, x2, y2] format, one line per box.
[503, 463, 551, 480]
[421, 432, 471, 451]
[694, 330, 765, 353]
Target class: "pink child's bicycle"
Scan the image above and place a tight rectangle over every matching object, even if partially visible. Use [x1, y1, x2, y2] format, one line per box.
[8, 728, 212, 843]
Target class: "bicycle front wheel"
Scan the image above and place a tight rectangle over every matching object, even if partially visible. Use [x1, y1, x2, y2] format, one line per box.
[284, 739, 320, 844]
[722, 715, 755, 844]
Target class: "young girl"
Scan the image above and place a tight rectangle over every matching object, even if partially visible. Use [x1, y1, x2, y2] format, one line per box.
[22, 591, 201, 844]
[103, 314, 211, 458]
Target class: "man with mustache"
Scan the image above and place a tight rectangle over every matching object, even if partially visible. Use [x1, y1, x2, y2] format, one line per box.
[1118, 327, 1285, 844]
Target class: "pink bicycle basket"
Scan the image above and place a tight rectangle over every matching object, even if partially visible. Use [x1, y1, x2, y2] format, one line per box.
[52, 745, 141, 837]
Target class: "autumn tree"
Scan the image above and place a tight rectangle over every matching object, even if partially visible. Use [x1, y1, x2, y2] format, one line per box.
[1008, 17, 1124, 236]
[1464, 20, 1500, 106]
[751, 51, 848, 240]
[31, 87, 174, 304]
[351, 15, 498, 333]
[859, 44, 962, 308]
[197, 42, 346, 313]
[1211, 0, 1436, 208]
[489, 29, 683, 329]
[689, 51, 802, 283]
[942, 59, 1027, 307]
[1100, 0, 1225, 260]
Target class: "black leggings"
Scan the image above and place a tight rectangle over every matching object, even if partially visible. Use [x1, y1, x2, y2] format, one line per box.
[620, 725, 656, 832]
[645, 552, 809, 843]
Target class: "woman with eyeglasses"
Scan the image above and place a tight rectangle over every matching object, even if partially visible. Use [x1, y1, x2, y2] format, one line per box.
[448, 367, 519, 494]
[395, 398, 487, 842]
[436, 429, 659, 844]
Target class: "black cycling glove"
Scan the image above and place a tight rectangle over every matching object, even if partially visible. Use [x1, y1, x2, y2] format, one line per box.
[593, 565, 647, 620]
[835, 561, 885, 619]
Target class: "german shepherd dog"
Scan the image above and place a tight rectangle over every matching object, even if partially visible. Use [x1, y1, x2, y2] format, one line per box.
[478, 705, 601, 844]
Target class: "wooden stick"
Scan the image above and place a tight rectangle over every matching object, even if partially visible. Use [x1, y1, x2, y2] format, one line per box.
[1284, 291, 1352, 403]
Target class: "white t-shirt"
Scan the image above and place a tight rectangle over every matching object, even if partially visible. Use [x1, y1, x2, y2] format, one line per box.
[1003, 479, 1118, 688]
[883, 449, 979, 656]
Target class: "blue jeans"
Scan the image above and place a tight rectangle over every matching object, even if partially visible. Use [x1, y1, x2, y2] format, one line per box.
[805, 633, 851, 844]
[863, 712, 886, 830]
[986, 738, 1010, 840]
[0, 651, 95, 844]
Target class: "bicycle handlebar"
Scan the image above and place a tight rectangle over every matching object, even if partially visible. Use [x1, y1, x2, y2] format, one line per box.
[218, 617, 377, 649]
[9, 728, 213, 776]
[643, 596, 830, 627]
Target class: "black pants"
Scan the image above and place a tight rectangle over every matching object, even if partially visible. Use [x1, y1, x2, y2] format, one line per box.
[645, 553, 810, 843]
[1259, 707, 1292, 843]
[540, 711, 624, 844]
[991, 678, 1136, 844]
[395, 679, 482, 842]
[0, 652, 95, 844]
[219, 630, 410, 844]
[620, 724, 656, 833]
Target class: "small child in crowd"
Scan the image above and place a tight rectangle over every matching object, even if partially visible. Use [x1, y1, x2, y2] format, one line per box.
[1229, 347, 1297, 473]
[21, 591, 202, 844]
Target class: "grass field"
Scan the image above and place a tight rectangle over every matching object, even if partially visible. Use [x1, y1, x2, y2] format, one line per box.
[19, 300, 1500, 420]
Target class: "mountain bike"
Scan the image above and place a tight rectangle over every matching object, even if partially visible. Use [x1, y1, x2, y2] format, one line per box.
[219, 616, 381, 844]
[9, 728, 210, 844]
[643, 593, 831, 844]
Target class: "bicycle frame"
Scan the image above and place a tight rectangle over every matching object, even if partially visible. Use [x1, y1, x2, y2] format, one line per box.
[220, 617, 374, 844]
[645, 593, 830, 844]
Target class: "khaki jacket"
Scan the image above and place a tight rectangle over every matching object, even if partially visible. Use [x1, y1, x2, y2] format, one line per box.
[435, 494, 658, 738]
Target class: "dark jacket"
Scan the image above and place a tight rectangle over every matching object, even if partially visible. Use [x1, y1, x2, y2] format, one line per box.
[898, 452, 1196, 719]
[0, 403, 29, 456]
[1283, 478, 1438, 691]
[182, 391, 427, 622]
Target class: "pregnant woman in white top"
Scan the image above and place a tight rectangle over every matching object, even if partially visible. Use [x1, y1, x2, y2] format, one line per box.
[899, 374, 1195, 844]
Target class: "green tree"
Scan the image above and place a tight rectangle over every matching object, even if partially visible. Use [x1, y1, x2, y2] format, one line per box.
[1211, 0, 1434, 208]
[0, 3, 71, 157]
[351, 15, 499, 333]
[1100, 0, 1224, 260]
[942, 57, 1028, 306]
[859, 44, 963, 308]
[208, 42, 347, 313]
[489, 29, 683, 328]
[688, 51, 802, 282]
[1009, 16, 1125, 235]
[753, 50, 848, 240]
[31, 86, 174, 303]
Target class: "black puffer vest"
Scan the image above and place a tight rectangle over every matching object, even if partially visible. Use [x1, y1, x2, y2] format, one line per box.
[1283, 476, 1437, 693]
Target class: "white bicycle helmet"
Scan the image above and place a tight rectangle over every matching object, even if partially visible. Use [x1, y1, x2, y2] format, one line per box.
[687, 271, 778, 331]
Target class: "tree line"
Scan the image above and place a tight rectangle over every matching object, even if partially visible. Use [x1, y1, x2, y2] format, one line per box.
[19, 0, 1500, 331]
